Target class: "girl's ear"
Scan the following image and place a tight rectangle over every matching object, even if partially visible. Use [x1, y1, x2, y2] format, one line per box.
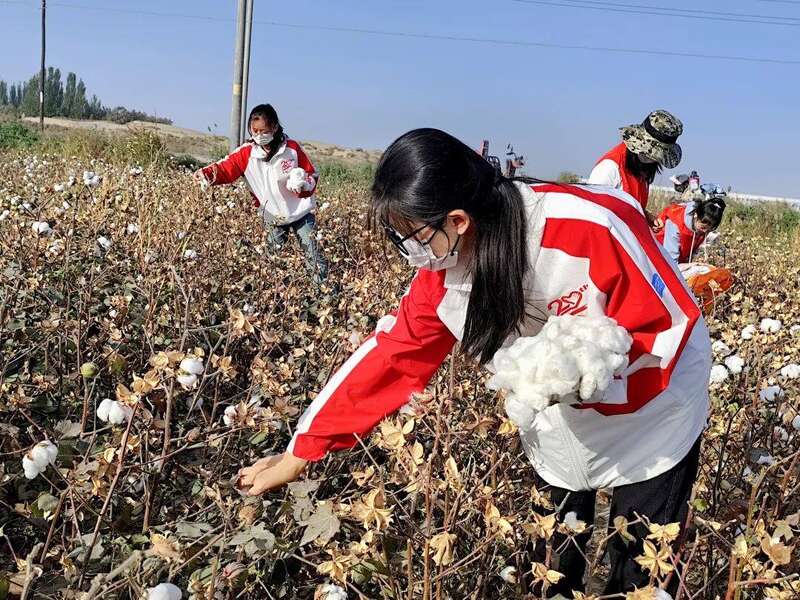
[447, 210, 472, 235]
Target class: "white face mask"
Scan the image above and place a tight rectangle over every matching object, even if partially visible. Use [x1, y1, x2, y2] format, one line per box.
[402, 231, 460, 271]
[252, 132, 273, 146]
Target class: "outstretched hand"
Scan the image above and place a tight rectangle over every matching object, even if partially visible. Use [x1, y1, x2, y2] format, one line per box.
[237, 452, 308, 496]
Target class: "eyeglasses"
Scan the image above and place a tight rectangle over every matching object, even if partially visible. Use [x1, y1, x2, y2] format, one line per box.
[381, 221, 438, 256]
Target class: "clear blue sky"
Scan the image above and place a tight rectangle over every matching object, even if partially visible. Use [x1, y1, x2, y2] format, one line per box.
[1, 0, 798, 196]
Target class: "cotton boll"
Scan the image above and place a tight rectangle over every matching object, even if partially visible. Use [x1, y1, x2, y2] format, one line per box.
[792, 415, 800, 431]
[320, 201, 331, 211]
[179, 357, 204, 375]
[504, 396, 540, 430]
[773, 426, 789, 442]
[29, 441, 58, 469]
[780, 363, 800, 379]
[790, 325, 800, 336]
[53, 183, 65, 192]
[759, 318, 782, 333]
[32, 221, 51, 235]
[129, 166, 143, 176]
[759, 385, 783, 402]
[741, 325, 756, 340]
[0, 209, 10, 220]
[97, 398, 114, 422]
[126, 223, 139, 235]
[756, 453, 775, 466]
[97, 236, 112, 251]
[22, 455, 41, 479]
[222, 405, 237, 426]
[107, 402, 132, 425]
[499, 566, 517, 584]
[709, 365, 729, 384]
[489, 315, 632, 426]
[724, 355, 744, 375]
[147, 582, 182, 600]
[318, 584, 347, 600]
[183, 249, 198, 260]
[653, 590, 673, 600]
[712, 340, 732, 357]
[286, 168, 309, 193]
[563, 511, 582, 531]
[176, 373, 198, 389]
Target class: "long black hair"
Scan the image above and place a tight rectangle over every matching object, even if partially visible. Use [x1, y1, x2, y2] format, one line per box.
[694, 196, 726, 230]
[625, 148, 662, 184]
[370, 128, 530, 364]
[248, 104, 286, 158]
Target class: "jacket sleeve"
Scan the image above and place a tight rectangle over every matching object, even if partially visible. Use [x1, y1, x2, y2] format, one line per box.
[287, 270, 456, 461]
[584, 222, 701, 415]
[287, 140, 318, 198]
[200, 145, 249, 186]
[660, 219, 682, 263]
[587, 159, 622, 189]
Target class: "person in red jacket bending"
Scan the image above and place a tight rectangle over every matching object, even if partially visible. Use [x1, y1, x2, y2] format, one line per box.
[194, 104, 329, 283]
[589, 109, 684, 229]
[238, 128, 711, 597]
[656, 195, 726, 263]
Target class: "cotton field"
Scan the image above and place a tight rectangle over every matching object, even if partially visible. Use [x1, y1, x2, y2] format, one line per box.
[0, 151, 798, 599]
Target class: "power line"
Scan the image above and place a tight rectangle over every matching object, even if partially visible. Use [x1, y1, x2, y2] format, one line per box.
[1, 0, 799, 66]
[512, 0, 800, 26]
[551, 0, 800, 22]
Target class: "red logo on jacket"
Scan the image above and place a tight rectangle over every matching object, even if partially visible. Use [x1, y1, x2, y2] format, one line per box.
[548, 285, 589, 316]
[280, 159, 295, 173]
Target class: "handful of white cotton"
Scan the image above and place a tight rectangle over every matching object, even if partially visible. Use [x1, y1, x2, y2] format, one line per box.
[488, 315, 632, 430]
[286, 168, 312, 194]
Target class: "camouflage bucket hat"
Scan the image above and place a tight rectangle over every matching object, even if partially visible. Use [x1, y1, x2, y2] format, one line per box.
[620, 110, 683, 169]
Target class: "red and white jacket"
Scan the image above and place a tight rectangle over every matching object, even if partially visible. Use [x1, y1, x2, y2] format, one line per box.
[655, 202, 706, 264]
[588, 142, 650, 210]
[287, 183, 711, 491]
[201, 139, 318, 224]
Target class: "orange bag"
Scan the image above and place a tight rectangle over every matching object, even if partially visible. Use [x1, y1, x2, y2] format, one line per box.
[678, 263, 734, 312]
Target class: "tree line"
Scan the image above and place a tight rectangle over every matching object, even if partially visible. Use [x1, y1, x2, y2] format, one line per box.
[0, 67, 171, 125]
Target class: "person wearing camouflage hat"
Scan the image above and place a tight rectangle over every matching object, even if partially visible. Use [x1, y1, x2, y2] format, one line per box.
[589, 110, 684, 228]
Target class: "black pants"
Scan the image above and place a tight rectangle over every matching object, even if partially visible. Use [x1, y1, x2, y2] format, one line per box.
[532, 436, 701, 598]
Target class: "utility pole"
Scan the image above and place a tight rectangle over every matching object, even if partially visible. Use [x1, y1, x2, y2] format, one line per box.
[239, 0, 254, 143]
[229, 0, 247, 151]
[39, 0, 46, 131]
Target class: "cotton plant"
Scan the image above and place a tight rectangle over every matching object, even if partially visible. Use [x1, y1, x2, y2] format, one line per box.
[21, 440, 58, 480]
[488, 315, 632, 430]
[286, 168, 313, 194]
[176, 356, 204, 389]
[147, 582, 182, 600]
[96, 398, 133, 425]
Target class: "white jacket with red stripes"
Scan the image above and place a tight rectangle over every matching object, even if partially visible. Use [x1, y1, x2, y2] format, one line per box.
[201, 138, 318, 224]
[287, 182, 712, 491]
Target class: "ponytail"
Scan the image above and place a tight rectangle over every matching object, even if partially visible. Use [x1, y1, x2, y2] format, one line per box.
[462, 176, 528, 363]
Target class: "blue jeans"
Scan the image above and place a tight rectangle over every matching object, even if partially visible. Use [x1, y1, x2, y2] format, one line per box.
[267, 212, 329, 283]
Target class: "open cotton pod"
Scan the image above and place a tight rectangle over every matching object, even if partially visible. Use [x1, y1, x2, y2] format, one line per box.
[146, 582, 182, 600]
